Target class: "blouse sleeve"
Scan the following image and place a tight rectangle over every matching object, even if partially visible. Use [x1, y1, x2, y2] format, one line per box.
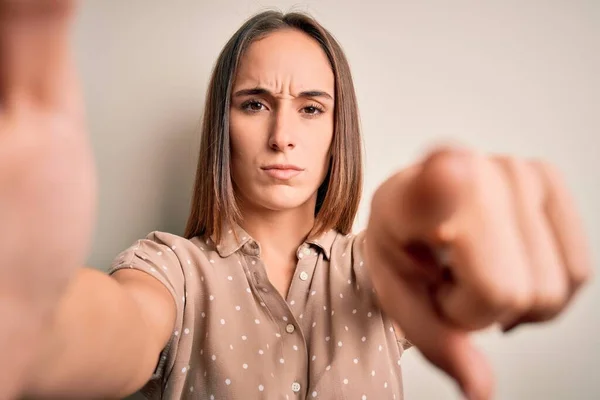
[107, 231, 187, 393]
[351, 230, 412, 351]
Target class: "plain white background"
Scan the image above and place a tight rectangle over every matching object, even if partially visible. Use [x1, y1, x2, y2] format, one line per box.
[74, 1, 599, 399]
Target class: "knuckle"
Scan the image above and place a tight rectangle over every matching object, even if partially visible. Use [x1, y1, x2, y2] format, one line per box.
[480, 279, 533, 315]
[427, 147, 478, 182]
[529, 158, 564, 190]
[370, 183, 394, 222]
[532, 284, 569, 316]
[505, 289, 533, 316]
[370, 185, 385, 211]
[430, 145, 473, 161]
[529, 158, 558, 177]
[489, 155, 523, 191]
[370, 180, 389, 212]
[495, 155, 537, 184]
[491, 154, 521, 171]
[571, 265, 594, 290]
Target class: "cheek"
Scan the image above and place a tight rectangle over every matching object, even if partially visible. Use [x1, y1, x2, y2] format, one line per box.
[317, 119, 335, 158]
[228, 137, 251, 188]
[230, 145, 257, 190]
[229, 111, 245, 153]
[229, 109, 269, 152]
[229, 112, 257, 166]
[307, 125, 334, 179]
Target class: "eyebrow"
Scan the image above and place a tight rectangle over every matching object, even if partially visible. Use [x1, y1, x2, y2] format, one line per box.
[233, 87, 333, 100]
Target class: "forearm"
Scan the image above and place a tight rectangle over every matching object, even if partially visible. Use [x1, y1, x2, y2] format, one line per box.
[22, 267, 163, 399]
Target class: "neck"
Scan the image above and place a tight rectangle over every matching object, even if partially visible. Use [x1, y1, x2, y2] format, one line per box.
[238, 199, 316, 261]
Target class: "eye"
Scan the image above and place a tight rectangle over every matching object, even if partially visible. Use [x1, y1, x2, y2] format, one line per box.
[241, 100, 267, 112]
[301, 104, 325, 116]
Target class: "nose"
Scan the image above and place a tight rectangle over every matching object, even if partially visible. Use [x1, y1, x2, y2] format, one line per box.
[268, 107, 296, 152]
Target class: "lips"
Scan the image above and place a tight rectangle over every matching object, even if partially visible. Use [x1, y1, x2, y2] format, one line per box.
[261, 164, 304, 180]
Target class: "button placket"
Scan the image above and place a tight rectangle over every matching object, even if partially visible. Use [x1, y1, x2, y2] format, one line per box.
[279, 254, 314, 399]
[287, 245, 318, 326]
[247, 257, 273, 295]
[296, 244, 314, 261]
[239, 238, 312, 398]
[291, 382, 301, 393]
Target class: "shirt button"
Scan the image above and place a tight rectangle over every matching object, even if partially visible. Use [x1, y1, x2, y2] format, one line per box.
[299, 271, 309, 281]
[286, 324, 295, 334]
[303, 247, 311, 255]
[291, 382, 301, 392]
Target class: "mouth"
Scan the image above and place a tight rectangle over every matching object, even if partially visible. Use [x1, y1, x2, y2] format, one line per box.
[261, 164, 304, 180]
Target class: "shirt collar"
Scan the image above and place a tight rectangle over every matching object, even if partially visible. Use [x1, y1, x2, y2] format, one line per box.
[211, 223, 253, 258]
[212, 222, 338, 261]
[305, 228, 337, 260]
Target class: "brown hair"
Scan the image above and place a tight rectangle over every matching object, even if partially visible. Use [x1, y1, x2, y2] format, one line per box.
[184, 10, 363, 243]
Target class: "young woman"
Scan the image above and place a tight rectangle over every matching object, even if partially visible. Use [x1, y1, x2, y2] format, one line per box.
[0, 3, 591, 400]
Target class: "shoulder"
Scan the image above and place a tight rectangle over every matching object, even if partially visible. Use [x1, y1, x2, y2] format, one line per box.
[329, 230, 370, 281]
[127, 231, 211, 262]
[108, 230, 216, 283]
[141, 231, 195, 251]
[330, 230, 367, 260]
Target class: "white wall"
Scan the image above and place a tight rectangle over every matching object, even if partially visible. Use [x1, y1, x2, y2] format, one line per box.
[74, 1, 600, 399]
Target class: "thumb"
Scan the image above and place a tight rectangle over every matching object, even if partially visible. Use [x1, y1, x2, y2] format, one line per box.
[368, 146, 493, 398]
[386, 273, 494, 400]
[0, 1, 80, 114]
[403, 148, 494, 398]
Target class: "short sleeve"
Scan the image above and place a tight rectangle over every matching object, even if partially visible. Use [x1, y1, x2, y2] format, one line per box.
[349, 230, 377, 300]
[107, 231, 187, 390]
[350, 230, 413, 352]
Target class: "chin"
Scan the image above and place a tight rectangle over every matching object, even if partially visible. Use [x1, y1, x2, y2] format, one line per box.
[250, 186, 315, 212]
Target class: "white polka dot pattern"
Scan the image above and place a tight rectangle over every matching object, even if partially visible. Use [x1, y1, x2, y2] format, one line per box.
[107, 227, 405, 399]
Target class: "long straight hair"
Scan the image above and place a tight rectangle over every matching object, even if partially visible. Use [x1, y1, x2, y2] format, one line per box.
[184, 11, 363, 243]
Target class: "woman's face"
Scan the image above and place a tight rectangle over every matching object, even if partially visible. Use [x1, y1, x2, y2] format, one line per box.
[229, 28, 335, 215]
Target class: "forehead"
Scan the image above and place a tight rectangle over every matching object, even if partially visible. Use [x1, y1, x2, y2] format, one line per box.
[234, 29, 334, 93]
